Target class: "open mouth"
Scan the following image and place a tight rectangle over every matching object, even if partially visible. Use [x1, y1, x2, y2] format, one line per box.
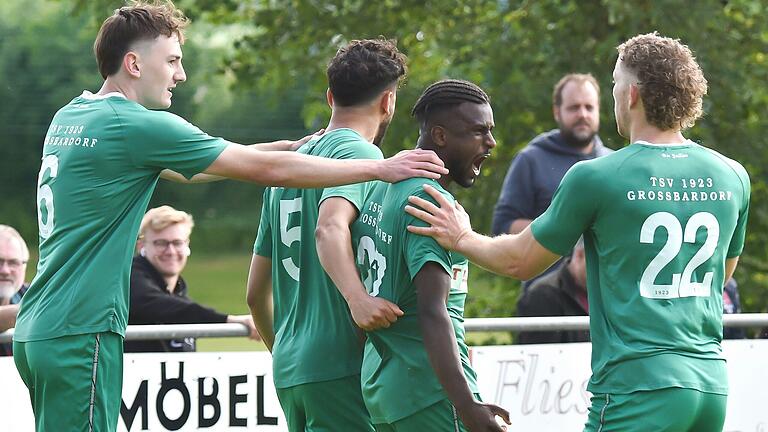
[471, 153, 490, 176]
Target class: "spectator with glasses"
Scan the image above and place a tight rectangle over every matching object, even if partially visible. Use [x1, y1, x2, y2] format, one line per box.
[0, 225, 30, 356]
[125, 205, 259, 352]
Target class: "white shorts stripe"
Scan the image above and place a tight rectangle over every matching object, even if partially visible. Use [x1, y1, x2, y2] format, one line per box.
[88, 333, 102, 432]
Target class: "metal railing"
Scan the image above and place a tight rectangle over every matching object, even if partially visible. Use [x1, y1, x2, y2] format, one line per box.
[2, 313, 767, 344]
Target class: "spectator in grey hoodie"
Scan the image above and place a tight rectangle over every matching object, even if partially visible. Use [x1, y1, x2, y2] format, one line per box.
[492, 73, 612, 291]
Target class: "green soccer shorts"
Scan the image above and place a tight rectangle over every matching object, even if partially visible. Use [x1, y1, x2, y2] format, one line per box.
[584, 387, 726, 432]
[373, 394, 483, 432]
[14, 332, 124, 432]
[276, 374, 374, 432]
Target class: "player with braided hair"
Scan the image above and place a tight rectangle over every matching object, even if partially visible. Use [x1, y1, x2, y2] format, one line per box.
[352, 79, 511, 431]
[411, 79, 491, 120]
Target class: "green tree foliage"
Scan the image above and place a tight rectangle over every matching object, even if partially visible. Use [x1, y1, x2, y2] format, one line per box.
[188, 0, 768, 315]
[9, 0, 768, 317]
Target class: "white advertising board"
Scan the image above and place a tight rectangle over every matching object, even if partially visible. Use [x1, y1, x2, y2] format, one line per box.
[1, 340, 766, 431]
[472, 340, 768, 431]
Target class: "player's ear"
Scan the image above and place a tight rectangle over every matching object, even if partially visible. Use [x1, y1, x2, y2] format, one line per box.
[326, 88, 334, 108]
[430, 125, 448, 148]
[629, 83, 640, 108]
[124, 51, 141, 78]
[552, 104, 561, 123]
[380, 90, 395, 117]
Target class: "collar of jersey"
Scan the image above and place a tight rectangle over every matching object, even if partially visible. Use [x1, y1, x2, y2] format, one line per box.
[634, 139, 694, 148]
[80, 90, 127, 100]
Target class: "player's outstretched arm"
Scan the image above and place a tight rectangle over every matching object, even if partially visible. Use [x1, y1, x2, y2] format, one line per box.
[416, 262, 510, 431]
[204, 146, 447, 188]
[246, 254, 275, 351]
[316, 198, 403, 331]
[161, 131, 323, 184]
[406, 184, 559, 280]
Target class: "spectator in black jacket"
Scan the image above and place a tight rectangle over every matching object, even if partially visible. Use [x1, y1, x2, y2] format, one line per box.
[516, 238, 590, 344]
[125, 206, 259, 352]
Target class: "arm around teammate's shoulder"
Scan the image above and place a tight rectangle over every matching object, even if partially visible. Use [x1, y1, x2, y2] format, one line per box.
[405, 184, 560, 280]
[203, 145, 447, 188]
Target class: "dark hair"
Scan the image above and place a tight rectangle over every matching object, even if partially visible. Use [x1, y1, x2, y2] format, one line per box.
[552, 73, 600, 107]
[93, 1, 188, 79]
[327, 38, 407, 107]
[411, 79, 490, 124]
[617, 32, 707, 130]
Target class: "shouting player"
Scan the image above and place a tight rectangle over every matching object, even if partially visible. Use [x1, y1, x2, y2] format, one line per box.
[355, 80, 511, 431]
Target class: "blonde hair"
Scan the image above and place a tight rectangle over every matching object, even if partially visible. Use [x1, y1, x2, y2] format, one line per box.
[139, 205, 194, 238]
[0, 225, 30, 261]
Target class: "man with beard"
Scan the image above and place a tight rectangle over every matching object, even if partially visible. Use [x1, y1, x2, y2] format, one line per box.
[492, 74, 611, 290]
[353, 80, 510, 431]
[247, 38, 407, 431]
[0, 225, 30, 356]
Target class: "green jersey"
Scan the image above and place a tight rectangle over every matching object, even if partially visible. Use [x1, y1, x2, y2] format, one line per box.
[354, 178, 479, 424]
[254, 128, 383, 388]
[15, 92, 228, 342]
[531, 141, 750, 395]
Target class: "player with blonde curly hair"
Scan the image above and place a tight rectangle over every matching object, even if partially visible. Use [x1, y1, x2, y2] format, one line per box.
[405, 32, 750, 432]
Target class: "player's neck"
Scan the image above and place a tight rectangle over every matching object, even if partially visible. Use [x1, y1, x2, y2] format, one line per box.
[326, 109, 380, 143]
[416, 141, 452, 189]
[97, 77, 135, 101]
[630, 122, 686, 145]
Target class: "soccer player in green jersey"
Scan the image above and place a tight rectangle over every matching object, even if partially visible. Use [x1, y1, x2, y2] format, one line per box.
[352, 80, 510, 431]
[406, 34, 749, 431]
[12, 3, 446, 431]
[246, 39, 409, 431]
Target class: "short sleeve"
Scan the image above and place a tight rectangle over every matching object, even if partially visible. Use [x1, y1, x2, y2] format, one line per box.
[129, 111, 229, 179]
[492, 152, 537, 235]
[530, 162, 598, 255]
[320, 139, 384, 211]
[254, 188, 274, 257]
[727, 166, 751, 258]
[404, 185, 452, 280]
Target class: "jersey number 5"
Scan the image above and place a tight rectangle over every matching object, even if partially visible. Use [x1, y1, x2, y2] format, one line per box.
[37, 155, 59, 239]
[639, 211, 720, 299]
[279, 198, 302, 281]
